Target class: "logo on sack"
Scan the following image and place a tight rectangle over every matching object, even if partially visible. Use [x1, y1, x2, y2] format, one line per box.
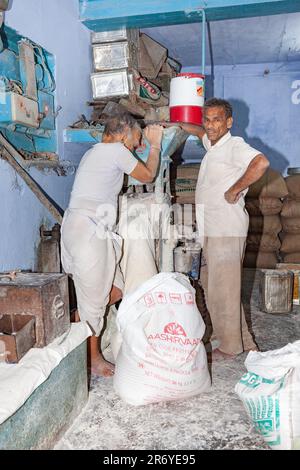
[169, 293, 182, 304]
[155, 292, 167, 304]
[164, 322, 187, 337]
[148, 323, 201, 346]
[144, 294, 155, 307]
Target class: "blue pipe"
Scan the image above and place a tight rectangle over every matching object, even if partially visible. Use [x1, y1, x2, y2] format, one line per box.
[201, 9, 206, 76]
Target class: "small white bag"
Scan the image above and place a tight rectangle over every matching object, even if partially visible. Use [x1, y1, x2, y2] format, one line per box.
[235, 341, 300, 450]
[113, 272, 211, 406]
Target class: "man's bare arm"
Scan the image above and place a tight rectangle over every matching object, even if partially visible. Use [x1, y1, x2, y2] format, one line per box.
[130, 125, 163, 183]
[225, 154, 270, 204]
[161, 122, 205, 140]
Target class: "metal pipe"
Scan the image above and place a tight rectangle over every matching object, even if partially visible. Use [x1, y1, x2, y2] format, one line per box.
[207, 20, 215, 96]
[201, 9, 206, 76]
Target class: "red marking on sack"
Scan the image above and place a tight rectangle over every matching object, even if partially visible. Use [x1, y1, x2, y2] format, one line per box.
[169, 293, 182, 304]
[155, 292, 167, 304]
[185, 293, 194, 305]
[144, 294, 155, 307]
[163, 322, 187, 337]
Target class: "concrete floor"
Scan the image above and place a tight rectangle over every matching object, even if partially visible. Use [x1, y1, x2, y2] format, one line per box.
[54, 269, 300, 450]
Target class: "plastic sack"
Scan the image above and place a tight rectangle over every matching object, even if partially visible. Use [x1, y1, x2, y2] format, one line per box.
[113, 272, 211, 406]
[235, 341, 300, 450]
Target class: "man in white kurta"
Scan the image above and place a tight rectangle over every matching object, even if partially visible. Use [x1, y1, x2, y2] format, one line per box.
[61, 115, 163, 375]
[196, 132, 261, 356]
[175, 98, 270, 360]
[61, 142, 137, 337]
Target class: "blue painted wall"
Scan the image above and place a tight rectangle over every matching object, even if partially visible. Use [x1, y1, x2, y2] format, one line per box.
[182, 61, 300, 172]
[0, 0, 92, 272]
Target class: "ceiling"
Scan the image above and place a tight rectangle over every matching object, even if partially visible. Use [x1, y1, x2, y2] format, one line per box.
[142, 12, 300, 67]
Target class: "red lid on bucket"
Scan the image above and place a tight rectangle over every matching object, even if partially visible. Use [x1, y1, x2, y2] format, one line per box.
[176, 73, 205, 79]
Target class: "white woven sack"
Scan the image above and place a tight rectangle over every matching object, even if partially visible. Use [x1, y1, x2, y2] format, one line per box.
[113, 272, 211, 406]
[235, 341, 300, 450]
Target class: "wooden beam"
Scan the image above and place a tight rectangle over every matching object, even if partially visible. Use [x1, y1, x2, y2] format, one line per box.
[79, 0, 300, 30]
[0, 133, 63, 224]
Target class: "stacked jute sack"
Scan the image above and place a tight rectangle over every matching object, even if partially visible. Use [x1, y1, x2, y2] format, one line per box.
[244, 169, 288, 268]
[174, 164, 200, 205]
[280, 174, 300, 263]
[170, 164, 200, 226]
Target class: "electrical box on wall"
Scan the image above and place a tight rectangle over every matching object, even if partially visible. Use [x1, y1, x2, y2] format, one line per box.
[0, 92, 39, 128]
[0, 26, 57, 161]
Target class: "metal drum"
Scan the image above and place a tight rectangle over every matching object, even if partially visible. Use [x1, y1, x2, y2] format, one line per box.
[174, 243, 201, 280]
[170, 73, 205, 125]
[260, 269, 293, 314]
[276, 263, 300, 306]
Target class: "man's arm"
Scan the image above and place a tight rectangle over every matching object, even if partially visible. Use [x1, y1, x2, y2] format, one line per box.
[161, 122, 205, 140]
[225, 153, 270, 204]
[130, 125, 163, 183]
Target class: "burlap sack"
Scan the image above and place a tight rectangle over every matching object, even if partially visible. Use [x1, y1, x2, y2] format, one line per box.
[281, 200, 300, 218]
[246, 233, 281, 252]
[283, 253, 300, 263]
[176, 164, 200, 180]
[249, 215, 282, 234]
[245, 197, 283, 216]
[175, 192, 196, 205]
[247, 168, 288, 198]
[281, 234, 300, 254]
[281, 217, 300, 234]
[244, 251, 278, 268]
[285, 175, 300, 200]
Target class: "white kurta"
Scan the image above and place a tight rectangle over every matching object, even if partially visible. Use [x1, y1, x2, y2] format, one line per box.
[195, 132, 260, 238]
[61, 142, 137, 336]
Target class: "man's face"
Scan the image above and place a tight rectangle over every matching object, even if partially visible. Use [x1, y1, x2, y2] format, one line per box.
[203, 106, 233, 145]
[124, 128, 142, 151]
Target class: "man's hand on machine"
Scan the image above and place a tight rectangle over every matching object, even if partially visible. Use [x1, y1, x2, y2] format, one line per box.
[224, 187, 242, 204]
[144, 124, 164, 150]
[161, 122, 205, 139]
[130, 125, 163, 183]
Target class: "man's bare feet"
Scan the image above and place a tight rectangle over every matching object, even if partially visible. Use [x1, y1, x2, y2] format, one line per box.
[89, 354, 115, 377]
[72, 310, 116, 377]
[244, 346, 260, 352]
[88, 335, 115, 378]
[208, 348, 237, 363]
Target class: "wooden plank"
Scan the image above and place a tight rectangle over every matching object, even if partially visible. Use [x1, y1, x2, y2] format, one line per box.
[0, 133, 63, 224]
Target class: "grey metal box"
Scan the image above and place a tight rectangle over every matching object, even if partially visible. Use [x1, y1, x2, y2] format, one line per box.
[91, 70, 133, 99]
[91, 28, 138, 44]
[93, 40, 138, 72]
[259, 269, 294, 314]
[93, 42, 130, 71]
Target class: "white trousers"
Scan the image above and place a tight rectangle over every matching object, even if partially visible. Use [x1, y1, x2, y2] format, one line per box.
[61, 195, 170, 338]
[61, 209, 123, 336]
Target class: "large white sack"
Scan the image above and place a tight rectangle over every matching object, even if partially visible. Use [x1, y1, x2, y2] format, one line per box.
[235, 341, 300, 450]
[113, 272, 211, 406]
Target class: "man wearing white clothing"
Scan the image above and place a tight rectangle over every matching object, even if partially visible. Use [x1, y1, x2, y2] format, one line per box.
[61, 114, 163, 376]
[172, 98, 270, 361]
